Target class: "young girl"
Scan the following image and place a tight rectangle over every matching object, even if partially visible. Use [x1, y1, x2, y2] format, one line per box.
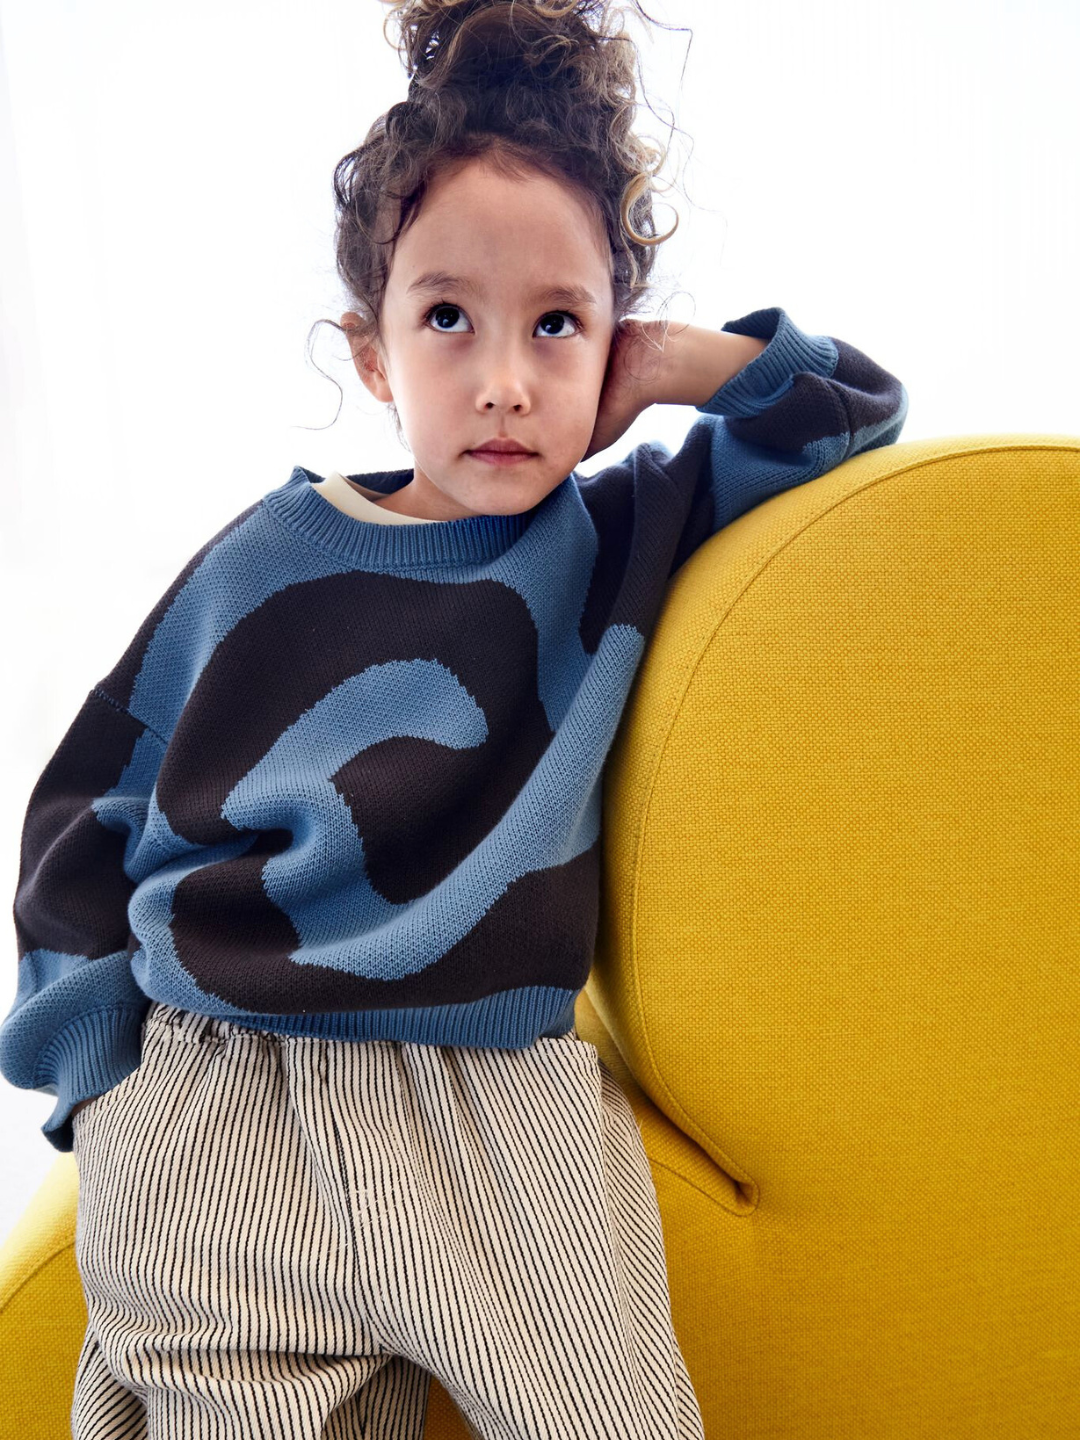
[1, 1, 907, 1436]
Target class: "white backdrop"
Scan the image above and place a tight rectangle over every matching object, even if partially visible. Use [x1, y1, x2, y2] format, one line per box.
[1, 0, 1078, 1242]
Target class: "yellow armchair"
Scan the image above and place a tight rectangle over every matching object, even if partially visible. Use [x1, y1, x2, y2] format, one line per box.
[3, 432, 1078, 1438]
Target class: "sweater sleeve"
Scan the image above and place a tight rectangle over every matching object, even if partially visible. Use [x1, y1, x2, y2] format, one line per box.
[660, 306, 909, 576]
[0, 684, 167, 1153]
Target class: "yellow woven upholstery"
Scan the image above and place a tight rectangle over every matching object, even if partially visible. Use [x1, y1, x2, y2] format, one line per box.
[3, 432, 1078, 1437]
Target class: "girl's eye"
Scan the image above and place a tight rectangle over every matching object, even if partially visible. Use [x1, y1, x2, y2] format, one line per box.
[423, 304, 583, 338]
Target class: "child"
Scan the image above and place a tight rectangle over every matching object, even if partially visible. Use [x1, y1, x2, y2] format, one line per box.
[1, 1, 908, 1436]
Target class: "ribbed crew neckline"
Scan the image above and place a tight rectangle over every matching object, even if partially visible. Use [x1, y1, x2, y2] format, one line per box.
[264, 466, 541, 568]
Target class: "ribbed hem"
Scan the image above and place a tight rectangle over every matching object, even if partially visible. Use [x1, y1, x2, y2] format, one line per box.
[697, 306, 839, 418]
[263, 465, 536, 569]
[142, 986, 582, 1048]
[40, 1002, 149, 1152]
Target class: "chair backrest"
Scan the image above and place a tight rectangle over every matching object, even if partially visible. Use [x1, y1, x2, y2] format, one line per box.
[589, 433, 1080, 1436]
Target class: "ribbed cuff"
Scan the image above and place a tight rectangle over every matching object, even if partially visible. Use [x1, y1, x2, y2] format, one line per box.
[696, 307, 839, 419]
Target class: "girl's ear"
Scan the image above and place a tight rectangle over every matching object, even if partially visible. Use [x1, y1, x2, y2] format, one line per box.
[341, 312, 393, 403]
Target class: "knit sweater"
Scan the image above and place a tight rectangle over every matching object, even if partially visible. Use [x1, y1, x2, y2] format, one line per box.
[2, 306, 908, 1152]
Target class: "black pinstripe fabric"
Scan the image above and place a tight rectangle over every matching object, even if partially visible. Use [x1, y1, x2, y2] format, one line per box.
[70, 1002, 705, 1440]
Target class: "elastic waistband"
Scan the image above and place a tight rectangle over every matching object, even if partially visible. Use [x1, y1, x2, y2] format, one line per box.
[145, 1001, 314, 1047]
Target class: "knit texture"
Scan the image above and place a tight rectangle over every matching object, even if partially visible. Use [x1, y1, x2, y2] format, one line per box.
[1, 307, 908, 1152]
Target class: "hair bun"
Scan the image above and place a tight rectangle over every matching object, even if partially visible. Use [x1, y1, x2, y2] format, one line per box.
[386, 0, 607, 97]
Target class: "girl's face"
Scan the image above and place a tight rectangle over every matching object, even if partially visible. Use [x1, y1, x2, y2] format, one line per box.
[343, 155, 617, 521]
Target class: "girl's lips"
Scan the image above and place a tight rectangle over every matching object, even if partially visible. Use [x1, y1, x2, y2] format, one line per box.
[468, 450, 537, 466]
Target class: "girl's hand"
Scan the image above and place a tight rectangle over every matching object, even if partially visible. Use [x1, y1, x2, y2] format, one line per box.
[580, 318, 669, 462]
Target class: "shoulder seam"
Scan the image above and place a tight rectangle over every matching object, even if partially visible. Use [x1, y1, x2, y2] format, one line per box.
[90, 685, 169, 748]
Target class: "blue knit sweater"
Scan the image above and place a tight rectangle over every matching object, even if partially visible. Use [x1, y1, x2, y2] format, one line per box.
[1, 307, 908, 1152]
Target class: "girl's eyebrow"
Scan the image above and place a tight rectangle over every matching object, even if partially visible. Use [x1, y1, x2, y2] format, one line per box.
[405, 270, 599, 311]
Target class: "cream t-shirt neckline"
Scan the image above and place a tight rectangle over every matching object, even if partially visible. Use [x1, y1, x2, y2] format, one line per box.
[310, 470, 440, 525]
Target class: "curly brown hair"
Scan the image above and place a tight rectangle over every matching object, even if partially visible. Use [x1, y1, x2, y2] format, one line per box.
[309, 0, 693, 446]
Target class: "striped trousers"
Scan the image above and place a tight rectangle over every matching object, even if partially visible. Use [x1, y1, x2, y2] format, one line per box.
[71, 1001, 706, 1440]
